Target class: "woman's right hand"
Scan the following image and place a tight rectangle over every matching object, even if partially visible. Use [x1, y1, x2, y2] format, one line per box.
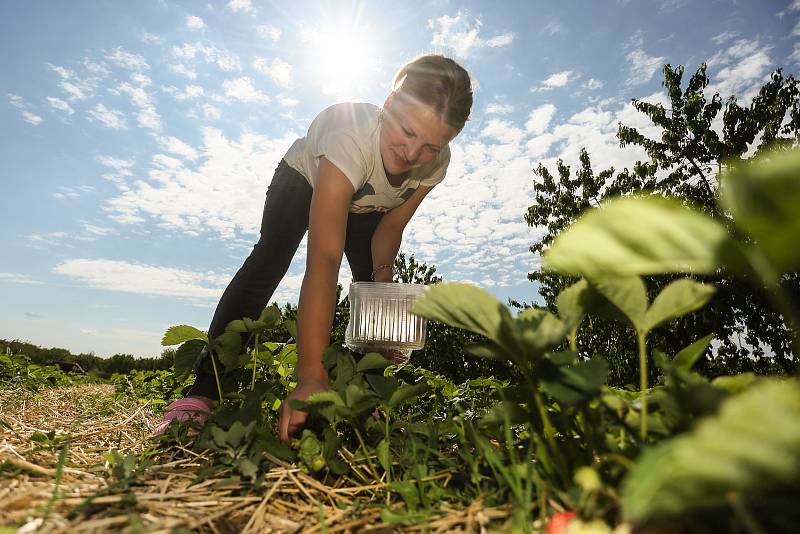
[277, 376, 329, 443]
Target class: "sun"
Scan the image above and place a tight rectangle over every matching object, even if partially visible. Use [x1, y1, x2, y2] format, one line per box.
[302, 15, 383, 98]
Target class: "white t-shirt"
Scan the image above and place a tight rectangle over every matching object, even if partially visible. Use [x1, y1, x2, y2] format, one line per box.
[283, 102, 450, 213]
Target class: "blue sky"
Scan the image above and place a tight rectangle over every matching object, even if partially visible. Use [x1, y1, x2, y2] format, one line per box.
[2, 0, 798, 358]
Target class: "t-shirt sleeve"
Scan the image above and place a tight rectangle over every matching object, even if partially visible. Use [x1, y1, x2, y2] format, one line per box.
[315, 130, 367, 191]
[419, 145, 451, 188]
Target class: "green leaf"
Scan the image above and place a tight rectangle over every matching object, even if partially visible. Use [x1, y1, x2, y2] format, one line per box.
[387, 381, 430, 408]
[290, 391, 345, 423]
[377, 439, 391, 473]
[711, 373, 758, 394]
[464, 342, 502, 360]
[335, 353, 356, 393]
[173, 339, 207, 382]
[672, 333, 714, 370]
[591, 276, 648, 332]
[721, 149, 800, 275]
[643, 279, 715, 332]
[214, 332, 245, 370]
[411, 282, 513, 344]
[622, 378, 800, 522]
[284, 319, 298, 341]
[478, 401, 529, 430]
[356, 352, 391, 372]
[541, 357, 609, 406]
[225, 421, 254, 448]
[344, 383, 379, 416]
[161, 325, 208, 346]
[258, 304, 282, 327]
[556, 279, 595, 332]
[544, 196, 747, 277]
[365, 374, 399, 400]
[236, 457, 259, 480]
[224, 320, 248, 333]
[513, 308, 567, 353]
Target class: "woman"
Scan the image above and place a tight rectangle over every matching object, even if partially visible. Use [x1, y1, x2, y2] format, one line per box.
[155, 53, 473, 442]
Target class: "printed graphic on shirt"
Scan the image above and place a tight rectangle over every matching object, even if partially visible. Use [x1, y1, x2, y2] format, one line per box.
[350, 181, 420, 212]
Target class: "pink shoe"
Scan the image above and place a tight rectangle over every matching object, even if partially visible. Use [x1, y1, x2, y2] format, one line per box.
[153, 396, 213, 436]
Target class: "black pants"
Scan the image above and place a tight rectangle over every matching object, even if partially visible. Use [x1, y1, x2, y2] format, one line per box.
[188, 159, 383, 399]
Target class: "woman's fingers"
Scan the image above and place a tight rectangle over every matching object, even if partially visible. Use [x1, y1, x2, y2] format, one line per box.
[278, 401, 308, 443]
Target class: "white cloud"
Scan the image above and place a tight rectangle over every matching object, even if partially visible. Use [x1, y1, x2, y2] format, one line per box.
[253, 57, 292, 87]
[485, 103, 514, 115]
[790, 43, 800, 66]
[481, 119, 524, 145]
[159, 135, 199, 161]
[87, 103, 127, 129]
[83, 223, 114, 236]
[186, 15, 206, 30]
[163, 84, 204, 101]
[26, 232, 72, 249]
[428, 10, 514, 59]
[47, 96, 75, 115]
[103, 127, 297, 241]
[53, 259, 227, 299]
[0, 273, 42, 285]
[203, 103, 221, 120]
[705, 39, 773, 103]
[257, 25, 282, 41]
[584, 78, 605, 90]
[541, 21, 563, 36]
[105, 47, 149, 71]
[117, 82, 162, 132]
[141, 31, 164, 44]
[276, 94, 300, 107]
[8, 95, 43, 125]
[223, 77, 270, 104]
[47, 61, 105, 101]
[97, 155, 135, 175]
[173, 42, 241, 72]
[227, 0, 252, 13]
[543, 70, 573, 88]
[625, 49, 666, 85]
[659, 0, 688, 13]
[170, 64, 198, 80]
[525, 103, 557, 135]
[8, 93, 24, 109]
[532, 71, 576, 92]
[486, 33, 514, 47]
[711, 31, 738, 45]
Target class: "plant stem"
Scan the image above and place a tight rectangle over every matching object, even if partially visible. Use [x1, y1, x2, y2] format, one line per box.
[251, 334, 259, 391]
[209, 349, 224, 403]
[532, 387, 570, 486]
[352, 426, 380, 482]
[637, 330, 648, 440]
[569, 329, 578, 353]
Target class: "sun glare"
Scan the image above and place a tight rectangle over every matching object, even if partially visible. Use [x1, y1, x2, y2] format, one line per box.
[302, 15, 382, 98]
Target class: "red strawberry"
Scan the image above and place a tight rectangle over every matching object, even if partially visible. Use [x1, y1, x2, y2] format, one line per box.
[547, 511, 577, 534]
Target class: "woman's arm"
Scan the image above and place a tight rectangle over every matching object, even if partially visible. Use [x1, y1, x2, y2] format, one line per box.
[370, 185, 433, 282]
[279, 157, 354, 442]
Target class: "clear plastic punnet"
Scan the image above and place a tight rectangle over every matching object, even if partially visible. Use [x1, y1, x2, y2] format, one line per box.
[344, 282, 429, 364]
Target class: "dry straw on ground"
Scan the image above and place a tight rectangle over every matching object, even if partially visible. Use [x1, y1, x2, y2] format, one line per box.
[0, 385, 510, 533]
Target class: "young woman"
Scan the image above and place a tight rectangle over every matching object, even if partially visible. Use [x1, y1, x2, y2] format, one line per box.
[155, 53, 473, 441]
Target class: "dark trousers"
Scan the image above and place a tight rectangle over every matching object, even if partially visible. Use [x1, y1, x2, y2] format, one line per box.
[188, 159, 383, 399]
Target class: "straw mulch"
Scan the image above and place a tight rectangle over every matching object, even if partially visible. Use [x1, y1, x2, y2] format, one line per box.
[0, 384, 510, 533]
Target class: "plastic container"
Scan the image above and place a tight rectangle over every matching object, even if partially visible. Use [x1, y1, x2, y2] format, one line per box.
[344, 282, 429, 364]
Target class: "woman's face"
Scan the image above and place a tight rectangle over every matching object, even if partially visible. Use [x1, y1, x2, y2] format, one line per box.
[379, 92, 458, 177]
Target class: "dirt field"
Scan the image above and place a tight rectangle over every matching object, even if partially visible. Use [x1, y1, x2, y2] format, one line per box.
[0, 385, 507, 533]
